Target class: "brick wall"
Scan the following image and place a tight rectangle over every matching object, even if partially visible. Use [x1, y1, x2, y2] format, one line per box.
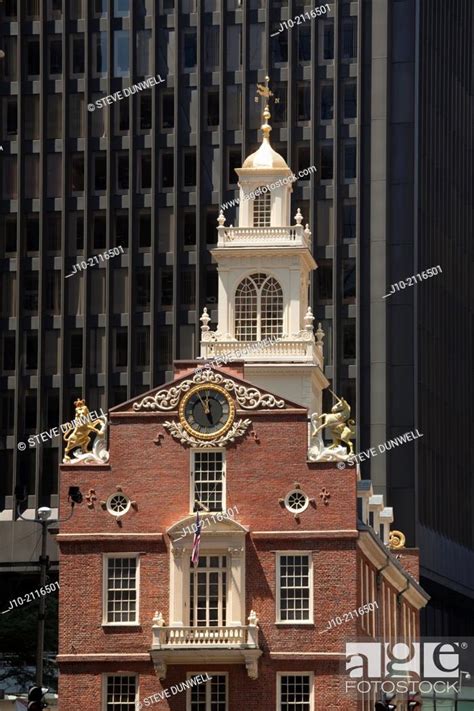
[57, 369, 423, 710]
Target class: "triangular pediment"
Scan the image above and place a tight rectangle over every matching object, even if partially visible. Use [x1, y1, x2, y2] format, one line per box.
[109, 366, 307, 416]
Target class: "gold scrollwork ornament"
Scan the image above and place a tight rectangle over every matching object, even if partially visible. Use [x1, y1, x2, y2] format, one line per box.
[388, 530, 406, 550]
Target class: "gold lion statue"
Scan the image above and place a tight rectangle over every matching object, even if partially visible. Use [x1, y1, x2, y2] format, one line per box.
[63, 399, 106, 462]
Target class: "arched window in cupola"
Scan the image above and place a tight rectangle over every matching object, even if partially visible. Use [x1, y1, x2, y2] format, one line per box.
[235, 273, 283, 341]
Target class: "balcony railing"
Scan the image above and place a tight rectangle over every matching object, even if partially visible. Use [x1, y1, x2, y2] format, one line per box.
[152, 624, 258, 649]
[200, 339, 323, 367]
[150, 613, 262, 679]
[217, 225, 311, 249]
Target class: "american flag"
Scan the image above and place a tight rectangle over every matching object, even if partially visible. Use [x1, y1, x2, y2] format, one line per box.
[191, 510, 202, 567]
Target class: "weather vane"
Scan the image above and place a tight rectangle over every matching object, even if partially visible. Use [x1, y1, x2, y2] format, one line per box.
[254, 75, 280, 111]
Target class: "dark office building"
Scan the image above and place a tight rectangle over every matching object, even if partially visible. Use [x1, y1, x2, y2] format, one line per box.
[0, 0, 472, 634]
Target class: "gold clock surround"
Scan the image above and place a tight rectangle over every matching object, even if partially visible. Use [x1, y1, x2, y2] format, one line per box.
[178, 383, 236, 441]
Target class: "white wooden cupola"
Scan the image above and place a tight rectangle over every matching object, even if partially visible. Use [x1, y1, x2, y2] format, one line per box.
[199, 97, 328, 414]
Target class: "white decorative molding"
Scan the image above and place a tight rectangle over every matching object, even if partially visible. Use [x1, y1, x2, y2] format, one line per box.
[152, 611, 165, 627]
[217, 225, 311, 250]
[228, 546, 245, 560]
[244, 652, 260, 680]
[152, 659, 167, 680]
[64, 434, 110, 465]
[290, 329, 315, 342]
[163, 418, 252, 449]
[133, 372, 285, 412]
[248, 610, 259, 627]
[171, 547, 186, 559]
[201, 329, 234, 342]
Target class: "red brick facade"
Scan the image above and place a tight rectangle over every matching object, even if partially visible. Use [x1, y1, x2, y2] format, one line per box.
[57, 364, 427, 711]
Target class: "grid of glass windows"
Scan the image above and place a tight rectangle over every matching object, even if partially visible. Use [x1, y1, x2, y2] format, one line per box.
[190, 555, 227, 627]
[277, 554, 312, 622]
[0, 1, 363, 580]
[235, 273, 283, 341]
[192, 451, 224, 512]
[105, 675, 136, 711]
[279, 674, 311, 711]
[253, 191, 271, 227]
[261, 277, 283, 340]
[105, 557, 138, 623]
[235, 276, 258, 340]
[189, 673, 226, 711]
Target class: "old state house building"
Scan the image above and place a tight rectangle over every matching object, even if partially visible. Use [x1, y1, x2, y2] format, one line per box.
[57, 111, 428, 711]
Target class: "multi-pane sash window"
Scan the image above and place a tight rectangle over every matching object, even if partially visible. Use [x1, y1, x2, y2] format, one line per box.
[253, 190, 271, 227]
[190, 555, 227, 627]
[277, 554, 312, 622]
[192, 451, 225, 512]
[279, 674, 312, 711]
[189, 673, 226, 711]
[235, 273, 283, 341]
[105, 675, 137, 711]
[105, 557, 138, 623]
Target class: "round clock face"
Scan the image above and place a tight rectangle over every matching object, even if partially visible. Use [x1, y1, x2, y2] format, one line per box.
[179, 384, 235, 440]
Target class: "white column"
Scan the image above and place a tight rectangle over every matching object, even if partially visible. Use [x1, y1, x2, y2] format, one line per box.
[170, 546, 187, 626]
[227, 547, 245, 626]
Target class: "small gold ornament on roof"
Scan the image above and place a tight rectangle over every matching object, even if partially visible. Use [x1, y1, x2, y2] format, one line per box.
[388, 530, 406, 550]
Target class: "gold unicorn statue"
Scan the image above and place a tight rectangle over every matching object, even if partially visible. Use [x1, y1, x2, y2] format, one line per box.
[311, 391, 356, 455]
[63, 399, 107, 462]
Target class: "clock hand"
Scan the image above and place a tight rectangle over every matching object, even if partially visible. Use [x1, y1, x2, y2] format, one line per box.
[197, 391, 209, 414]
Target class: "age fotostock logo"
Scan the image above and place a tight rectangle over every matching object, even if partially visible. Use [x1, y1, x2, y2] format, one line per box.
[346, 642, 461, 680]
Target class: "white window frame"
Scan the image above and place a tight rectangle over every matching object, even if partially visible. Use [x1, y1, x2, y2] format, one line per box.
[284, 490, 309, 515]
[276, 552, 313, 624]
[277, 672, 314, 711]
[189, 553, 229, 628]
[234, 272, 284, 342]
[186, 671, 228, 711]
[252, 190, 271, 227]
[102, 553, 140, 626]
[190, 449, 226, 514]
[102, 673, 138, 711]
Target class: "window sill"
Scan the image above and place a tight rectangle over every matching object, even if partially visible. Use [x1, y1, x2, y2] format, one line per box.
[275, 621, 314, 626]
[102, 622, 141, 628]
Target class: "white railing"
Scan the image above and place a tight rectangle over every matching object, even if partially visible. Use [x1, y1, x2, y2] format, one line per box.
[152, 625, 259, 649]
[200, 339, 323, 367]
[217, 225, 311, 249]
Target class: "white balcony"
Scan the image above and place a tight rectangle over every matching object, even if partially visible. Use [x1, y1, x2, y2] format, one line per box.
[150, 617, 262, 680]
[216, 224, 311, 250]
[199, 337, 324, 368]
[152, 624, 258, 648]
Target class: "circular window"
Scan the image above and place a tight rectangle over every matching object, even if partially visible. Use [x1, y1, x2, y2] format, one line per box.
[106, 493, 131, 517]
[284, 490, 309, 514]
